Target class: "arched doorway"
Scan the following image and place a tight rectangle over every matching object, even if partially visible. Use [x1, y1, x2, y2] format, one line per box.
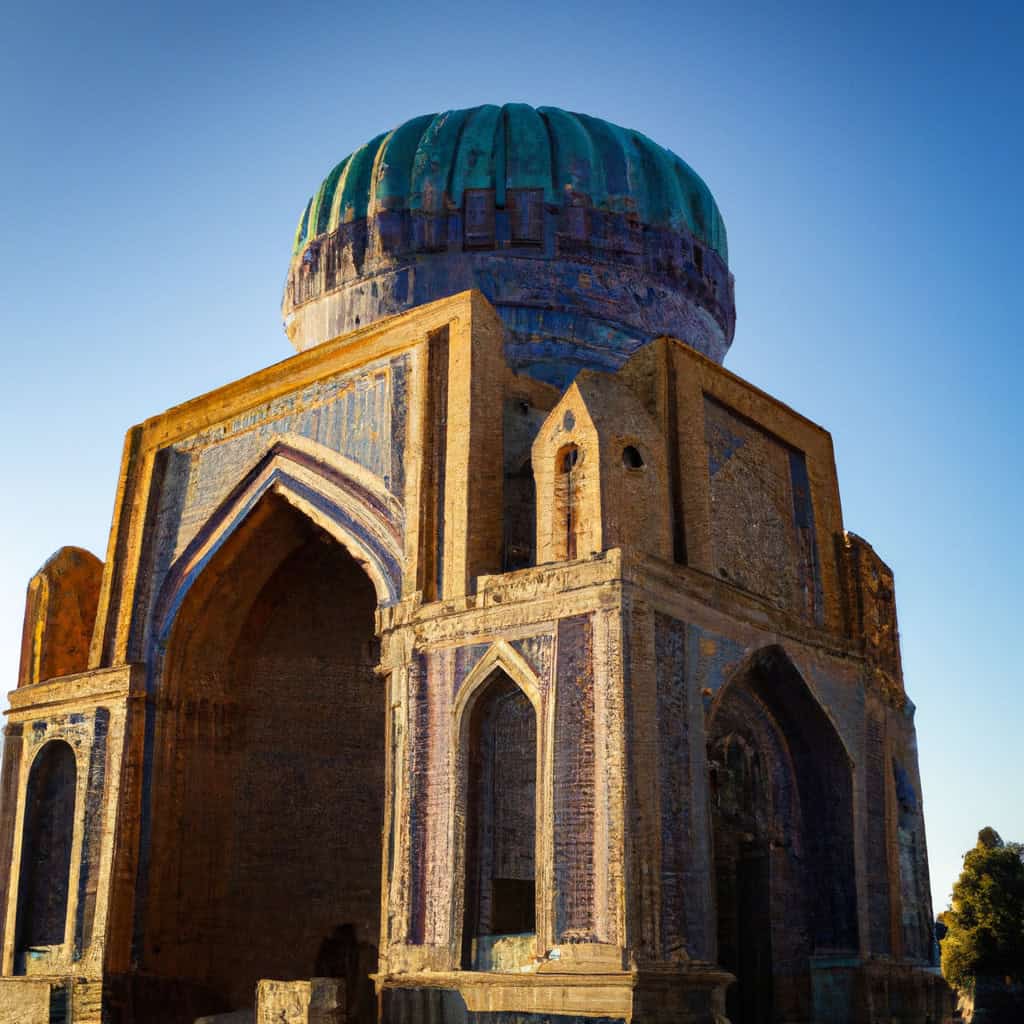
[143, 494, 384, 1021]
[460, 671, 538, 971]
[15, 740, 77, 964]
[708, 646, 857, 1024]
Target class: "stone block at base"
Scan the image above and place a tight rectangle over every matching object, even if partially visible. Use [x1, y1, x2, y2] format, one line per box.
[379, 964, 732, 1024]
[256, 978, 346, 1024]
[811, 957, 956, 1024]
[0, 977, 103, 1024]
[0, 978, 52, 1024]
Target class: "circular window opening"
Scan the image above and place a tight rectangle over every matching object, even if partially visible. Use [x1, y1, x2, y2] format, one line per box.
[622, 445, 645, 469]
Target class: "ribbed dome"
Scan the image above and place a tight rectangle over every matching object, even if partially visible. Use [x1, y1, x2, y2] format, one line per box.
[284, 104, 735, 386]
[293, 104, 728, 262]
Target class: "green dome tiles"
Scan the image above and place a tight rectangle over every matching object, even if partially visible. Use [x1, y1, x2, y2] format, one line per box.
[374, 113, 436, 209]
[409, 110, 467, 214]
[541, 106, 602, 204]
[504, 103, 554, 203]
[449, 105, 502, 203]
[292, 104, 728, 263]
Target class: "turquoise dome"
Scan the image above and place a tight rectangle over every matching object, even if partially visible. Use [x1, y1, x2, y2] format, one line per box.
[293, 104, 728, 263]
[284, 104, 735, 385]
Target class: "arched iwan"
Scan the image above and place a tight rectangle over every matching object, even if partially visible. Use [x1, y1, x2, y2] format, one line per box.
[137, 485, 387, 1019]
[707, 644, 858, 1024]
[151, 436, 404, 659]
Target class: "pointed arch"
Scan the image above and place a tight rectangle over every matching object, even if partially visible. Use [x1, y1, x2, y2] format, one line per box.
[449, 641, 548, 971]
[707, 644, 858, 1023]
[138, 485, 387, 1015]
[15, 740, 78, 956]
[150, 435, 404, 658]
[708, 644, 854, 768]
[453, 640, 543, 727]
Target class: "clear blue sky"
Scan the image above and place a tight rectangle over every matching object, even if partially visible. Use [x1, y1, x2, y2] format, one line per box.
[1, 1, 1020, 915]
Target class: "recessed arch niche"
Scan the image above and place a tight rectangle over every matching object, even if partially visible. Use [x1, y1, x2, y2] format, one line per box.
[707, 646, 858, 1024]
[15, 739, 78, 962]
[457, 663, 541, 971]
[142, 493, 385, 1022]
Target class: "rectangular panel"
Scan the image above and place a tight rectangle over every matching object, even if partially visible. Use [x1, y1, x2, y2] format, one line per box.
[418, 328, 449, 602]
[865, 710, 892, 955]
[74, 709, 109, 956]
[554, 614, 595, 940]
[406, 655, 430, 945]
[704, 396, 823, 623]
[509, 188, 544, 245]
[655, 613, 690, 958]
[464, 190, 495, 248]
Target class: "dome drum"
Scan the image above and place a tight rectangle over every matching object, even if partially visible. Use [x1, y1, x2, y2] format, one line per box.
[284, 203, 733, 385]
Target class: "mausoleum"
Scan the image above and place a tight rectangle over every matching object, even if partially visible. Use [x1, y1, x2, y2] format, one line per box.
[0, 104, 950, 1024]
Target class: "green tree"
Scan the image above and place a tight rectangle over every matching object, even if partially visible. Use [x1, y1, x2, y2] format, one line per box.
[940, 828, 1024, 990]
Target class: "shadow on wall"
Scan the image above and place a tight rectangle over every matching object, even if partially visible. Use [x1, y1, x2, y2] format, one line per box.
[315, 924, 378, 1024]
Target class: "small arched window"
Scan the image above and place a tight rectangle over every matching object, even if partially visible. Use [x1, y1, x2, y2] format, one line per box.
[16, 740, 77, 955]
[622, 445, 645, 469]
[555, 444, 581, 560]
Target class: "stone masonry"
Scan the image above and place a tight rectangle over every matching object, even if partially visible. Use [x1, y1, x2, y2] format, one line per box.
[0, 105, 952, 1024]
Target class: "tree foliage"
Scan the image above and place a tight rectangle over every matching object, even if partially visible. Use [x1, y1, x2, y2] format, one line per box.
[940, 828, 1024, 989]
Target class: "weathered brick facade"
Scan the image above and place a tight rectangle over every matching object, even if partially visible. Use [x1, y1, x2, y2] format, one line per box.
[0, 104, 952, 1024]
